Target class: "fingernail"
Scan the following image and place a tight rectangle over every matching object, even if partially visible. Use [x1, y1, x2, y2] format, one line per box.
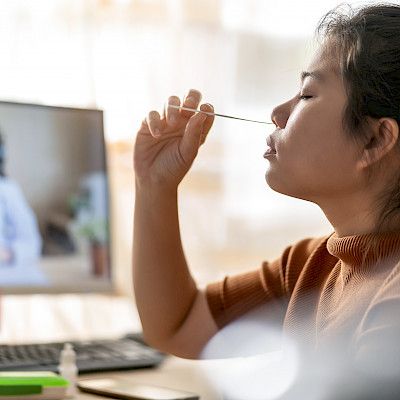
[185, 96, 196, 105]
[203, 103, 213, 110]
[188, 89, 200, 97]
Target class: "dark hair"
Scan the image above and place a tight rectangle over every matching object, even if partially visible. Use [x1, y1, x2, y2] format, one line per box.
[316, 3, 400, 234]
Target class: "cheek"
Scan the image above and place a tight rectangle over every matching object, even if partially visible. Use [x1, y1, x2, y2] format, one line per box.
[285, 97, 345, 150]
[277, 126, 323, 161]
[268, 129, 357, 197]
[279, 135, 352, 177]
[279, 112, 347, 165]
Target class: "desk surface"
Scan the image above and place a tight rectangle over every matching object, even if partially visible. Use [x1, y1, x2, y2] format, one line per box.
[76, 356, 222, 400]
[0, 295, 222, 399]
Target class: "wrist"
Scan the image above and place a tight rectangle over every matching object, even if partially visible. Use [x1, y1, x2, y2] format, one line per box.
[135, 177, 178, 198]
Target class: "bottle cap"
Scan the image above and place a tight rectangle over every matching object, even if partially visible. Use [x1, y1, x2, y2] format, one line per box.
[60, 343, 76, 364]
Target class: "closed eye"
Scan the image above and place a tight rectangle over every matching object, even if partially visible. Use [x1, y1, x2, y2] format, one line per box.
[299, 95, 313, 100]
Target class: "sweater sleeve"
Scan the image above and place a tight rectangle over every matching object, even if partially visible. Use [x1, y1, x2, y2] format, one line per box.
[205, 236, 328, 329]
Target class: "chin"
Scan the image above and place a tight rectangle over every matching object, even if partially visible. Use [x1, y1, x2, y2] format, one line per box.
[264, 171, 313, 202]
[264, 171, 287, 194]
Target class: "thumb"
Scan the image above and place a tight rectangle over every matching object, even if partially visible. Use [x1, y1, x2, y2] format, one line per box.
[179, 112, 207, 165]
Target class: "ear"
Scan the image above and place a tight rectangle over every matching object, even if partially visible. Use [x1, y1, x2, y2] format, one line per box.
[357, 117, 399, 170]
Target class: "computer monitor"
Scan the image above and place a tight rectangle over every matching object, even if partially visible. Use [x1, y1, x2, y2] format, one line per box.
[0, 101, 112, 294]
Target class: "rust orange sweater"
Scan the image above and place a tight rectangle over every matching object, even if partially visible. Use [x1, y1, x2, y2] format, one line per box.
[206, 231, 400, 356]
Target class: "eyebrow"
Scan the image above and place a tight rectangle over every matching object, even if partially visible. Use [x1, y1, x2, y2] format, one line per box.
[300, 70, 326, 83]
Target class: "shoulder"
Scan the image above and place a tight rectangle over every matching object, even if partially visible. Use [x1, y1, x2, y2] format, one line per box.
[0, 177, 24, 199]
[270, 234, 332, 294]
[0, 177, 19, 190]
[275, 233, 334, 280]
[252, 233, 333, 298]
[280, 234, 332, 265]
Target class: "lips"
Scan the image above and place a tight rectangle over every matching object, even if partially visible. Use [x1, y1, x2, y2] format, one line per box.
[265, 136, 277, 157]
[264, 148, 277, 157]
[266, 136, 276, 151]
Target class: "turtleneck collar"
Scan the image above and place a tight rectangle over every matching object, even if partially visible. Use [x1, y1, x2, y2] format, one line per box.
[327, 231, 400, 270]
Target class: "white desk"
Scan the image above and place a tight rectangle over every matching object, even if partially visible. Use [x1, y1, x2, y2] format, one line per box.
[0, 295, 222, 400]
[76, 356, 222, 400]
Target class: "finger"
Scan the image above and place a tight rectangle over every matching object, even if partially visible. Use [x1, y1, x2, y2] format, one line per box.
[180, 89, 202, 119]
[199, 103, 214, 146]
[146, 110, 162, 138]
[139, 118, 150, 134]
[166, 96, 181, 127]
[201, 103, 215, 133]
[159, 107, 168, 131]
[179, 111, 207, 164]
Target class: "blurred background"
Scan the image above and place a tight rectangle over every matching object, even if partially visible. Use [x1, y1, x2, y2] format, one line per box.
[0, 0, 368, 300]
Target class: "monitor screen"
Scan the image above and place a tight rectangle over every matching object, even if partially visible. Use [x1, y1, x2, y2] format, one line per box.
[0, 101, 112, 294]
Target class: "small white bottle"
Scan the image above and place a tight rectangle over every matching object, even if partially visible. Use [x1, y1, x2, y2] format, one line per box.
[58, 343, 78, 398]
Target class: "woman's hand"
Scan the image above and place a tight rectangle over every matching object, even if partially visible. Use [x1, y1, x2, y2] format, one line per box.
[134, 89, 214, 189]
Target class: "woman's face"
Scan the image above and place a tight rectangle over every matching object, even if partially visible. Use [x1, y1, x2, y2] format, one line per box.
[265, 46, 363, 204]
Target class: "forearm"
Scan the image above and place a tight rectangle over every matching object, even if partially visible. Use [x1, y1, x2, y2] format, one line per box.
[133, 181, 198, 346]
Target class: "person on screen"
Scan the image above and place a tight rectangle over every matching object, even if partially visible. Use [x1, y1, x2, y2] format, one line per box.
[0, 134, 42, 267]
[133, 3, 400, 398]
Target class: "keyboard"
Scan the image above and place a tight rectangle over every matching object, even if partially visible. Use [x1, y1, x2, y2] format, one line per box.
[0, 333, 165, 374]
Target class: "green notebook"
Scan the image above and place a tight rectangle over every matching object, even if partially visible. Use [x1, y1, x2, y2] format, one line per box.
[0, 372, 68, 399]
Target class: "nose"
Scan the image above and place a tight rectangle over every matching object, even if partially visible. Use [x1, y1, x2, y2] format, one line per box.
[270, 99, 292, 128]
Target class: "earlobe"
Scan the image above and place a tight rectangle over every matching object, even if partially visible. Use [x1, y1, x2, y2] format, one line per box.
[357, 118, 399, 170]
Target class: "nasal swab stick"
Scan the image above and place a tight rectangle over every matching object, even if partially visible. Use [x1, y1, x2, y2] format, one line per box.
[168, 104, 274, 125]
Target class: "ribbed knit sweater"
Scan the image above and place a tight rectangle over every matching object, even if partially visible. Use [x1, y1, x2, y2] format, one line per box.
[206, 232, 400, 356]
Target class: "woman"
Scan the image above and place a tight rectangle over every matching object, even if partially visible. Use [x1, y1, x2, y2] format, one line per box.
[133, 2, 400, 384]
